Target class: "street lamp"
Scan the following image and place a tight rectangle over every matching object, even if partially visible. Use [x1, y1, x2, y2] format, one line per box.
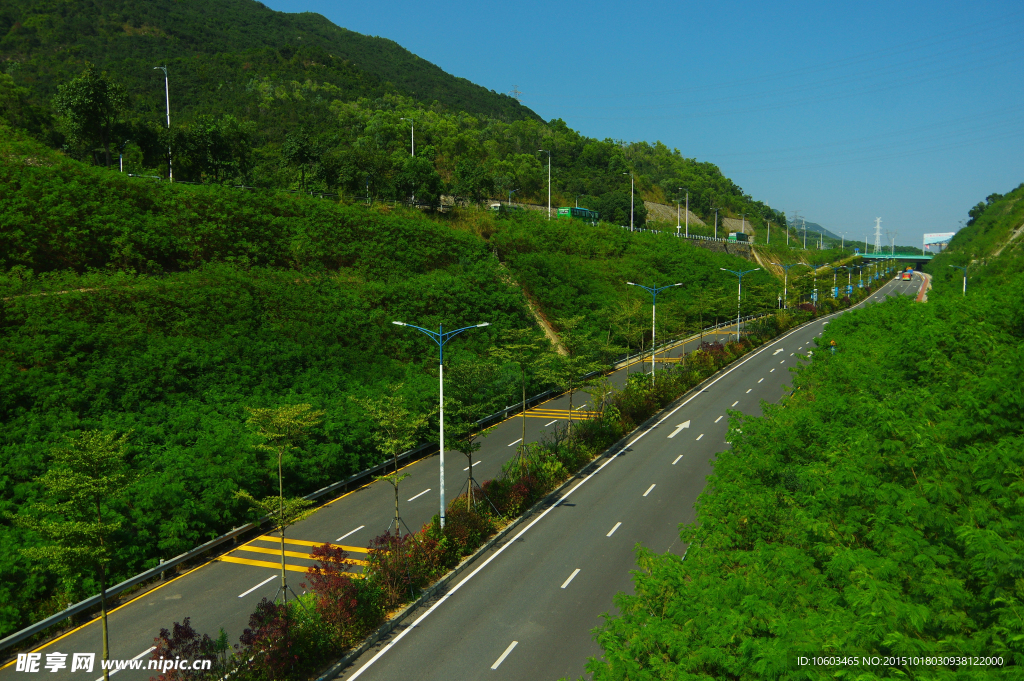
[153, 66, 171, 182]
[623, 172, 634, 231]
[809, 263, 826, 306]
[712, 206, 719, 239]
[626, 282, 683, 386]
[391, 321, 491, 529]
[538, 149, 551, 219]
[771, 262, 804, 309]
[400, 117, 414, 156]
[832, 266, 848, 299]
[676, 187, 683, 237]
[740, 213, 747, 240]
[720, 268, 760, 341]
[948, 265, 968, 295]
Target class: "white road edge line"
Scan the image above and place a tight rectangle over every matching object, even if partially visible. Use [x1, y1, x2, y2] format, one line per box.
[607, 522, 622, 536]
[491, 641, 518, 670]
[407, 488, 431, 502]
[94, 647, 156, 681]
[238, 575, 277, 598]
[672, 455, 683, 465]
[643, 484, 656, 497]
[346, 295, 881, 679]
[336, 525, 365, 542]
[560, 568, 581, 589]
[508, 438, 523, 447]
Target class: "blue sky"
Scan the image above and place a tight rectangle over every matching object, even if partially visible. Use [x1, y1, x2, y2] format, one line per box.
[263, 0, 1024, 247]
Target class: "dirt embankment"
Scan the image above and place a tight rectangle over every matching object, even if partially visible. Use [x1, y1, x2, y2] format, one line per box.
[644, 201, 705, 226]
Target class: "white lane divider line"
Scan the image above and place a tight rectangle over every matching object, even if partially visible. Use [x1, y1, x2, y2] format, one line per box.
[667, 420, 691, 438]
[347, 317, 836, 680]
[696, 434, 704, 441]
[508, 438, 523, 447]
[607, 522, 622, 537]
[336, 525, 365, 542]
[790, 353, 794, 356]
[758, 378, 764, 383]
[746, 388, 752, 393]
[560, 568, 581, 589]
[770, 368, 775, 373]
[544, 420, 558, 426]
[463, 461, 482, 471]
[731, 401, 739, 407]
[94, 647, 155, 681]
[239, 575, 277, 598]
[491, 641, 519, 670]
[643, 484, 656, 497]
[672, 455, 683, 465]
[407, 488, 431, 502]
[715, 415, 723, 423]
[576, 404, 588, 410]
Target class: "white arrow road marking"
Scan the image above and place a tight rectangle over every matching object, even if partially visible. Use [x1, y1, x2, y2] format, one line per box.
[773, 348, 784, 355]
[667, 420, 691, 438]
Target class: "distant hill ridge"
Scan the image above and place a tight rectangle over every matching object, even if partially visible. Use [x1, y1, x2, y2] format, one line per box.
[0, 0, 538, 122]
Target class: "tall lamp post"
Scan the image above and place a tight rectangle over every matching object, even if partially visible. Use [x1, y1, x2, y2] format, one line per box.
[626, 282, 682, 386]
[623, 172, 634, 230]
[948, 265, 968, 295]
[539, 149, 551, 219]
[391, 321, 490, 529]
[713, 206, 719, 239]
[720, 268, 760, 341]
[809, 263, 826, 306]
[400, 117, 414, 156]
[153, 66, 171, 182]
[676, 188, 684, 237]
[832, 266, 848, 299]
[772, 262, 803, 309]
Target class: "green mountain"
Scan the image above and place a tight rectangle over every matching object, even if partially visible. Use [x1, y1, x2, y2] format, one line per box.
[0, 0, 786, 230]
[0, 0, 537, 124]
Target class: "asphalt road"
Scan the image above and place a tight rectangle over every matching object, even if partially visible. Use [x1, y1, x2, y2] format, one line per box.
[1, 272, 921, 681]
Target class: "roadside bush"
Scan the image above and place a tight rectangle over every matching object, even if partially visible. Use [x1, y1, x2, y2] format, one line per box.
[237, 599, 298, 681]
[303, 544, 363, 646]
[150, 618, 229, 681]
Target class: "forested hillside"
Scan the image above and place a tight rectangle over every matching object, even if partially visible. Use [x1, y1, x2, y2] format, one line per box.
[0, 0, 785, 230]
[582, 186, 1024, 678]
[0, 122, 790, 638]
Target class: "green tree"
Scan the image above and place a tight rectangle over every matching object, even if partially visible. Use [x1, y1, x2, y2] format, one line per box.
[490, 328, 547, 466]
[242, 404, 324, 603]
[18, 431, 136, 681]
[52, 64, 128, 167]
[282, 127, 320, 191]
[351, 389, 428, 533]
[537, 317, 604, 431]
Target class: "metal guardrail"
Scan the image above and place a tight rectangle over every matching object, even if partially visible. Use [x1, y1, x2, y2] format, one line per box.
[0, 311, 782, 654]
